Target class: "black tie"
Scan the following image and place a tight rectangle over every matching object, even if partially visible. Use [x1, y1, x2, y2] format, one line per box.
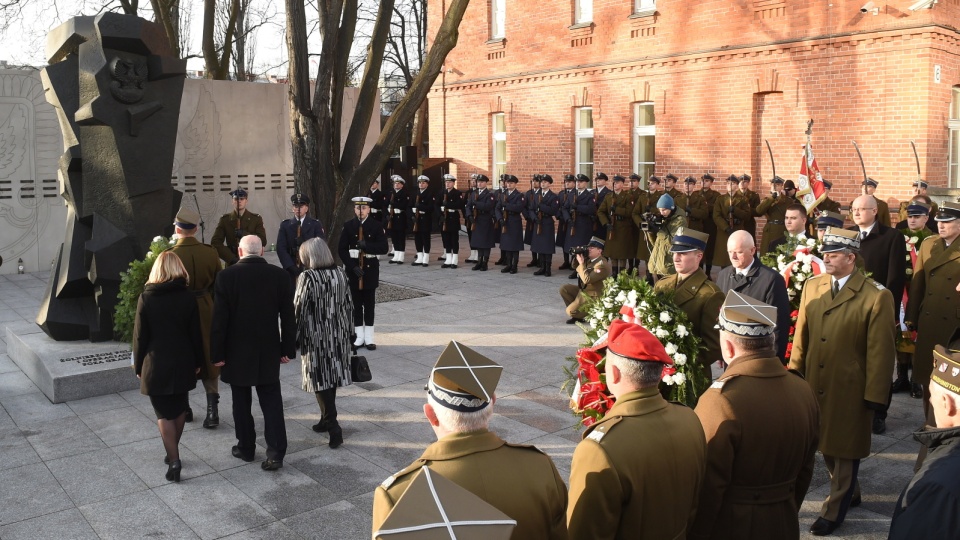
[832, 280, 840, 298]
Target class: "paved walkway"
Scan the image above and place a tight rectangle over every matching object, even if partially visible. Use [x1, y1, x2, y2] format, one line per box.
[0, 241, 924, 539]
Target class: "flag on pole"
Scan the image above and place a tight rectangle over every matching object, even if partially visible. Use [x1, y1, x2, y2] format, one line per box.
[796, 144, 827, 213]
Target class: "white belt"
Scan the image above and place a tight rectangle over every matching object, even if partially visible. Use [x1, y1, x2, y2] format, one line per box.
[393, 209, 402, 214]
[370, 208, 379, 213]
[446, 208, 458, 213]
[364, 254, 378, 259]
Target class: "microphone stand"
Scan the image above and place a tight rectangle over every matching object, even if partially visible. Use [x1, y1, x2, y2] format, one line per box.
[192, 192, 206, 243]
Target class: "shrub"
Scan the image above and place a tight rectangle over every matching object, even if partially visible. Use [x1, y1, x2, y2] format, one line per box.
[114, 236, 175, 343]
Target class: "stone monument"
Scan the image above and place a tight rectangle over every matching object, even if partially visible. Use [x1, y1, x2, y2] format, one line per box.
[36, 13, 186, 341]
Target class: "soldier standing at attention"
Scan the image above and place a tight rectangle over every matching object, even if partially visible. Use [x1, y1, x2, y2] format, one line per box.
[631, 175, 659, 277]
[276, 193, 326, 284]
[495, 174, 525, 274]
[567, 319, 706, 540]
[372, 342, 569, 540]
[524, 175, 541, 268]
[693, 173, 720, 275]
[530, 174, 560, 277]
[386, 176, 410, 265]
[211, 188, 267, 266]
[892, 203, 934, 398]
[789, 227, 895, 537]
[438, 174, 464, 269]
[338, 197, 389, 350]
[739, 174, 761, 239]
[663, 173, 687, 211]
[626, 173, 646, 273]
[596, 175, 636, 277]
[755, 177, 794, 255]
[593, 172, 611, 237]
[713, 175, 752, 270]
[559, 237, 610, 324]
[368, 178, 387, 225]
[464, 175, 479, 264]
[170, 207, 222, 427]
[564, 174, 599, 279]
[466, 174, 498, 271]
[556, 175, 577, 271]
[808, 180, 843, 238]
[411, 175, 435, 267]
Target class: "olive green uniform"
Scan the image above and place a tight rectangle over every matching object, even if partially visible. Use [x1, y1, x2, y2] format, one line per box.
[210, 210, 268, 265]
[897, 200, 938, 224]
[754, 195, 792, 255]
[666, 187, 688, 214]
[373, 430, 568, 540]
[631, 190, 652, 261]
[688, 188, 720, 264]
[654, 269, 724, 375]
[646, 211, 687, 277]
[712, 193, 752, 267]
[741, 189, 762, 237]
[567, 387, 706, 540]
[559, 256, 611, 320]
[170, 237, 221, 383]
[597, 191, 639, 260]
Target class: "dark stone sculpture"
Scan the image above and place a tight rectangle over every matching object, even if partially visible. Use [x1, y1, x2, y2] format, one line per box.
[37, 13, 185, 341]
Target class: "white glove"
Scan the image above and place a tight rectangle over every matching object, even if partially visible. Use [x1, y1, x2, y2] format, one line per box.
[412, 207, 417, 213]
[440, 206, 446, 212]
[393, 208, 402, 214]
[371, 208, 379, 213]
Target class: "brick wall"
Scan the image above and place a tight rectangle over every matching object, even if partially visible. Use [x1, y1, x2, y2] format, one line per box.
[428, 0, 960, 215]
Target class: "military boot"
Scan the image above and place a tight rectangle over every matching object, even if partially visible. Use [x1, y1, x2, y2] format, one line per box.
[891, 363, 910, 393]
[203, 393, 220, 429]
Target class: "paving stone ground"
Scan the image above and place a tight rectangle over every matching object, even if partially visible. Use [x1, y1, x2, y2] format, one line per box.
[0, 237, 924, 539]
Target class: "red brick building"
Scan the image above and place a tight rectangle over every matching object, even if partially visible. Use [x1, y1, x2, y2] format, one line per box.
[427, 0, 960, 211]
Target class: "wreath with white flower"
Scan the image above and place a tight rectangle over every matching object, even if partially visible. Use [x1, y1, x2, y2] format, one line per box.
[114, 235, 178, 343]
[563, 271, 707, 427]
[761, 235, 824, 361]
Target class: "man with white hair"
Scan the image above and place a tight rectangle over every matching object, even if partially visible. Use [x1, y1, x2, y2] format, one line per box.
[715, 231, 792, 363]
[888, 340, 960, 539]
[372, 342, 568, 539]
[211, 234, 296, 471]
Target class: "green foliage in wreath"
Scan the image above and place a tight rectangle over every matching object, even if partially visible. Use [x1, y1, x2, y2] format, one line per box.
[113, 236, 175, 344]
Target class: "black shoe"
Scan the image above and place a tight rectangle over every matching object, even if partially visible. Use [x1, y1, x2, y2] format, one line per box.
[438, 255, 445, 261]
[558, 262, 572, 270]
[184, 407, 193, 423]
[534, 267, 546, 276]
[312, 420, 330, 433]
[395, 261, 403, 265]
[203, 393, 220, 429]
[480, 261, 488, 271]
[166, 460, 182, 482]
[501, 265, 511, 273]
[366, 343, 377, 351]
[509, 266, 517, 274]
[911, 383, 923, 399]
[566, 318, 579, 325]
[441, 263, 450, 268]
[850, 493, 862, 507]
[568, 271, 578, 279]
[231, 445, 254, 462]
[449, 264, 457, 269]
[329, 426, 344, 449]
[472, 262, 482, 271]
[494, 259, 504, 265]
[526, 260, 538, 267]
[872, 416, 887, 434]
[544, 268, 552, 277]
[810, 517, 839, 536]
[891, 376, 910, 393]
[388, 260, 397, 264]
[261, 459, 283, 471]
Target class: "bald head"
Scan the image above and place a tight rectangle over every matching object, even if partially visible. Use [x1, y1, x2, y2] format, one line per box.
[727, 230, 756, 270]
[852, 195, 878, 227]
[238, 235, 263, 258]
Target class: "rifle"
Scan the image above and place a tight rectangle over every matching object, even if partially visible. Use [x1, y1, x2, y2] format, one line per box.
[536, 190, 543, 235]
[386, 195, 393, 231]
[442, 190, 449, 232]
[607, 192, 616, 241]
[358, 220, 365, 290]
[192, 192, 206, 243]
[570, 191, 578, 237]
[727, 183, 736, 232]
[231, 192, 242, 258]
[501, 190, 508, 234]
[412, 192, 420, 233]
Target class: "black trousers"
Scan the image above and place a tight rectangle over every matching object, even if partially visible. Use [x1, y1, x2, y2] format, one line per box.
[231, 382, 287, 461]
[389, 226, 406, 252]
[414, 228, 431, 253]
[351, 287, 376, 326]
[441, 224, 459, 253]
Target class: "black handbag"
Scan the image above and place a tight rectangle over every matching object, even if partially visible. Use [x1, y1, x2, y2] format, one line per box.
[351, 354, 372, 382]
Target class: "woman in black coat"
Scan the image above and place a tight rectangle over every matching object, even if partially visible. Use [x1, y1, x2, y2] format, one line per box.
[133, 251, 203, 482]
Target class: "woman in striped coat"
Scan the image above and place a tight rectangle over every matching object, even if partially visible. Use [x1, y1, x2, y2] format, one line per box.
[294, 238, 354, 448]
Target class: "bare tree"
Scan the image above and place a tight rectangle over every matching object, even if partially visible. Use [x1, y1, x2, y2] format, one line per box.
[285, 0, 469, 249]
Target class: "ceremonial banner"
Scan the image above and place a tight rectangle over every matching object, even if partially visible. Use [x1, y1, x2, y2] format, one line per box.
[797, 144, 827, 213]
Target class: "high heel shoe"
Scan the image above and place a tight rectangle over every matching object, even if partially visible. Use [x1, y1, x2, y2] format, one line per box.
[166, 460, 182, 483]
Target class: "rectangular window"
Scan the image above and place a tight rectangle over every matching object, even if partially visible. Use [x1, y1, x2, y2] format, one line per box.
[491, 0, 506, 39]
[951, 88, 960, 187]
[633, 102, 656, 186]
[575, 0, 593, 24]
[575, 107, 594, 179]
[635, 0, 656, 13]
[493, 113, 506, 186]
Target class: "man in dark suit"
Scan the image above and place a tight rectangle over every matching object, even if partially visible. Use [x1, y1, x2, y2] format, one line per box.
[276, 193, 326, 283]
[211, 235, 296, 471]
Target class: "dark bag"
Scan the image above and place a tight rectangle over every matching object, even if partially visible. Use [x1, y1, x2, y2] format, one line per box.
[351, 355, 372, 382]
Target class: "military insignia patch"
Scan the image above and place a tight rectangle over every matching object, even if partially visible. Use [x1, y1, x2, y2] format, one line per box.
[380, 475, 397, 489]
[710, 380, 726, 389]
[586, 429, 606, 442]
[953, 367, 960, 378]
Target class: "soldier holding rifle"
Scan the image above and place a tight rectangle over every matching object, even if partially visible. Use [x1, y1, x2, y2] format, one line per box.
[438, 174, 465, 269]
[338, 197, 388, 350]
[712, 175, 751, 270]
[211, 187, 267, 266]
[495, 174, 525, 274]
[465, 174, 498, 271]
[386, 175, 410, 264]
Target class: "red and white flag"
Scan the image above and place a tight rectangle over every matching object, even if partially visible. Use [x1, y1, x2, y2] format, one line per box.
[797, 144, 827, 213]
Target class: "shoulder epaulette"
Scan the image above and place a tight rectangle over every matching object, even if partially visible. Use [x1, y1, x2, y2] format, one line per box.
[584, 416, 623, 443]
[503, 441, 546, 455]
[710, 374, 739, 390]
[380, 459, 427, 490]
[867, 278, 885, 291]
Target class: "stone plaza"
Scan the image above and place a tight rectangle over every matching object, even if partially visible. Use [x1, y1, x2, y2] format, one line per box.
[0, 242, 926, 539]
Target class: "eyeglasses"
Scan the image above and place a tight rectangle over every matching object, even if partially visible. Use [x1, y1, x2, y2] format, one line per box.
[851, 207, 875, 213]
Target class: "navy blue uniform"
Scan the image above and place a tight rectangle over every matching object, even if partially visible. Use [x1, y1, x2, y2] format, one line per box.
[338, 217, 389, 327]
[276, 216, 326, 280]
[564, 189, 598, 250]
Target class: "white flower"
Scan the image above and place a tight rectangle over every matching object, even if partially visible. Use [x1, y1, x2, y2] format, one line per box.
[639, 301, 650, 311]
[603, 298, 613, 309]
[655, 327, 669, 339]
[627, 290, 638, 304]
[672, 372, 687, 385]
[908, 236, 918, 245]
[777, 255, 786, 266]
[801, 264, 811, 273]
[806, 238, 817, 247]
[674, 353, 687, 366]
[795, 252, 804, 262]
[615, 291, 627, 304]
[787, 288, 797, 300]
[146, 252, 155, 259]
[660, 312, 672, 323]
[795, 282, 803, 290]
[152, 235, 164, 243]
[662, 374, 676, 385]
[676, 325, 688, 337]
[795, 273, 806, 282]
[665, 342, 678, 356]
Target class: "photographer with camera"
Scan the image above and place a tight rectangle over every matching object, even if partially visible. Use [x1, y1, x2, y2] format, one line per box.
[646, 193, 688, 279]
[559, 237, 611, 324]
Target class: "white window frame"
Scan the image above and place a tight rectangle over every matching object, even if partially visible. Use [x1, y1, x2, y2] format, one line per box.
[575, 107, 594, 179]
[491, 0, 506, 39]
[575, 0, 593, 24]
[633, 102, 656, 187]
[635, 0, 656, 15]
[951, 87, 960, 187]
[492, 113, 506, 187]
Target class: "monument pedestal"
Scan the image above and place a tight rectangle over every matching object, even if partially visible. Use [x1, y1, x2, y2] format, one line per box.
[6, 327, 139, 403]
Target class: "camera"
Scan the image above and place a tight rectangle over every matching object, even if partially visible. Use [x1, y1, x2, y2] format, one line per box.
[640, 212, 664, 233]
[569, 246, 589, 256]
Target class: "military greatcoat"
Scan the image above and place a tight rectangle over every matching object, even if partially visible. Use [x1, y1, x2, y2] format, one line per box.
[630, 190, 652, 260]
[555, 188, 574, 248]
[654, 269, 724, 373]
[712, 193, 753, 267]
[690, 353, 820, 540]
[596, 190, 639, 260]
[466, 187, 499, 249]
[906, 236, 960, 389]
[211, 210, 267, 265]
[567, 387, 706, 540]
[372, 430, 569, 540]
[170, 236, 221, 379]
[755, 195, 793, 256]
[691, 188, 720, 265]
[789, 272, 896, 459]
[563, 190, 597, 250]
[530, 189, 560, 255]
[496, 189, 526, 251]
[742, 188, 762, 237]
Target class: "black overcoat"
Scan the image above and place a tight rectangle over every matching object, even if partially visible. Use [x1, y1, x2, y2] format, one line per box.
[496, 189, 526, 251]
[715, 257, 794, 363]
[564, 189, 597, 250]
[466, 187, 498, 249]
[849, 223, 907, 311]
[277, 216, 326, 272]
[530, 190, 560, 254]
[133, 279, 203, 396]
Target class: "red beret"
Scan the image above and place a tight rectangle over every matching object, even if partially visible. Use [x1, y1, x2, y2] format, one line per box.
[600, 320, 673, 364]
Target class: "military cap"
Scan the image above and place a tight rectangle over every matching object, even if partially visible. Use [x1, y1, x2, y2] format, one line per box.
[657, 193, 675, 209]
[373, 467, 516, 540]
[595, 172, 609, 181]
[587, 236, 606, 249]
[629, 173, 643, 181]
[726, 174, 740, 183]
[665, 173, 679, 182]
[427, 341, 502, 413]
[913, 179, 929, 189]
[907, 202, 931, 217]
[739, 173, 752, 182]
[783, 180, 797, 191]
[612, 174, 626, 184]
[717, 291, 777, 337]
[540, 174, 554, 183]
[648, 175, 662, 184]
[820, 227, 860, 253]
[603, 319, 673, 364]
[701, 173, 715, 181]
[684, 176, 697, 185]
[291, 193, 310, 205]
[771, 176, 785, 185]
[822, 179, 834, 189]
[935, 201, 960, 222]
[391, 175, 406, 185]
[443, 173, 456, 182]
[174, 207, 200, 229]
[417, 175, 430, 183]
[670, 227, 709, 253]
[816, 210, 845, 229]
[352, 196, 373, 207]
[575, 173, 591, 183]
[503, 174, 518, 184]
[229, 187, 248, 199]
[862, 177, 879, 188]
[564, 174, 577, 183]
[475, 174, 490, 183]
[932, 345, 960, 395]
